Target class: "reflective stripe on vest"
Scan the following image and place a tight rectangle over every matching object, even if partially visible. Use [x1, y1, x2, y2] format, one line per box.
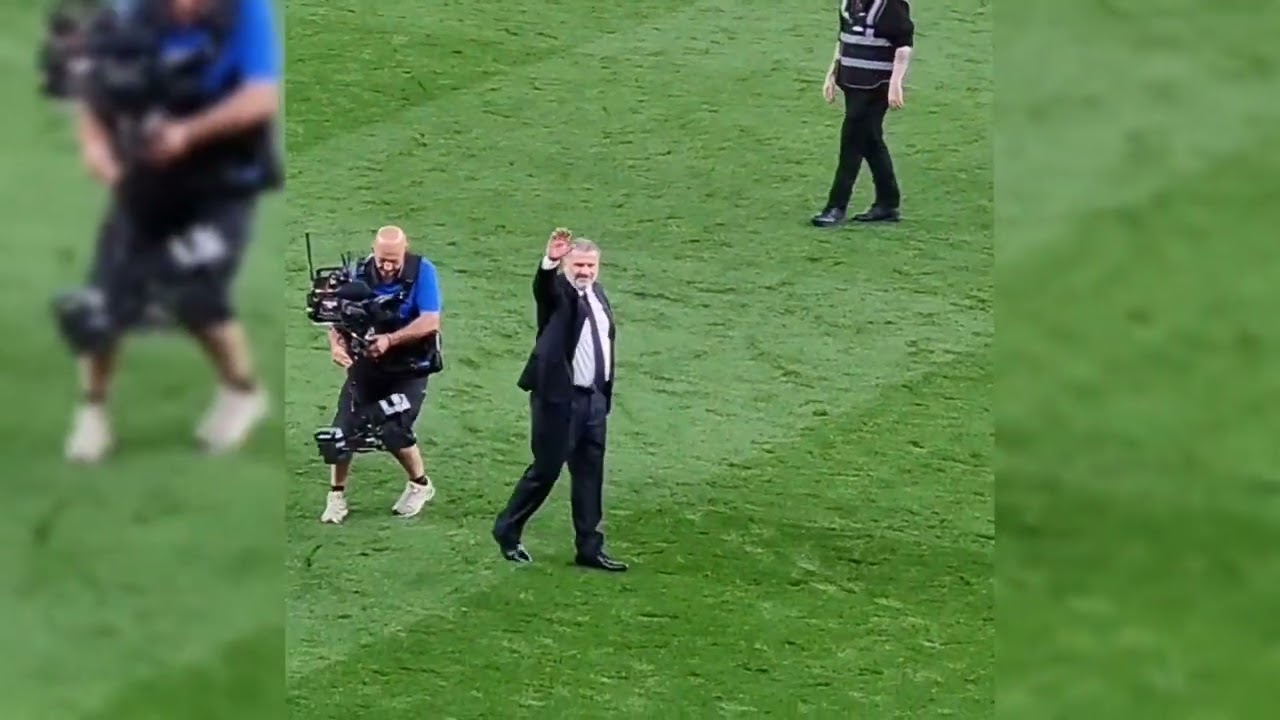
[838, 0, 895, 88]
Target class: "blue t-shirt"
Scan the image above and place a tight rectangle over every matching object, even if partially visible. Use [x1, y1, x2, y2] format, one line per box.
[371, 258, 442, 321]
[157, 0, 281, 99]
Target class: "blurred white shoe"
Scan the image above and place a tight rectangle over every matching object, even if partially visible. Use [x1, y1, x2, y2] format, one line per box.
[198, 385, 268, 453]
[392, 477, 435, 517]
[65, 403, 112, 463]
[196, 388, 232, 441]
[320, 491, 349, 524]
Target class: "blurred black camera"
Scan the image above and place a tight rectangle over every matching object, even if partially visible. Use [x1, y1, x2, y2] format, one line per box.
[314, 392, 413, 462]
[303, 233, 443, 377]
[73, 2, 213, 162]
[39, 0, 99, 99]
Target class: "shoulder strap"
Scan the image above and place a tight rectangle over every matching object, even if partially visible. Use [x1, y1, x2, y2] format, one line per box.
[400, 253, 422, 286]
[204, 0, 236, 39]
[357, 253, 421, 288]
[358, 254, 377, 284]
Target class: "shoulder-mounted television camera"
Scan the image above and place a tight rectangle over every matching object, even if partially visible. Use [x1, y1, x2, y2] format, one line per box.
[303, 233, 443, 378]
[39, 0, 100, 99]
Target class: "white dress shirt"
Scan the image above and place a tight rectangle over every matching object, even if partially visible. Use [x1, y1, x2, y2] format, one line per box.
[573, 286, 612, 388]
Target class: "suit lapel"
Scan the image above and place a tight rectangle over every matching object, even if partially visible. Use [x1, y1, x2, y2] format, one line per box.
[593, 285, 616, 351]
[592, 285, 613, 323]
[567, 284, 614, 347]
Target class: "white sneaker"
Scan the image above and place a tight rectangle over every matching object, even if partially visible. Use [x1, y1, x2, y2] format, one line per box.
[391, 477, 435, 517]
[195, 387, 232, 441]
[320, 491, 349, 524]
[65, 403, 112, 463]
[198, 385, 268, 454]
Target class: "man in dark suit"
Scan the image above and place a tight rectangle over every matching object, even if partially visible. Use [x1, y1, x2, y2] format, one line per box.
[492, 228, 627, 572]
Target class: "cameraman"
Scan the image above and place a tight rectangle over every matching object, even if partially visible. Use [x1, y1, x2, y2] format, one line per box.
[61, 0, 281, 462]
[320, 226, 443, 525]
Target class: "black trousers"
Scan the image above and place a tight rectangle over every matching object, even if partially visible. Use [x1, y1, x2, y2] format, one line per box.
[90, 193, 257, 335]
[825, 82, 901, 212]
[331, 366, 429, 453]
[494, 388, 608, 556]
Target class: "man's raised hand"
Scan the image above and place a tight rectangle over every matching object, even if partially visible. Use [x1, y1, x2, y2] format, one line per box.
[547, 228, 572, 261]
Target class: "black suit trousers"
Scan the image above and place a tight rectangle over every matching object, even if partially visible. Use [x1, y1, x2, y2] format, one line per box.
[826, 82, 901, 212]
[494, 388, 608, 556]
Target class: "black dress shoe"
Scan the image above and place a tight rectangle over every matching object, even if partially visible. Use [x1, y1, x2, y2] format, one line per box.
[575, 552, 628, 572]
[810, 208, 846, 228]
[501, 543, 533, 564]
[492, 525, 531, 563]
[852, 206, 900, 222]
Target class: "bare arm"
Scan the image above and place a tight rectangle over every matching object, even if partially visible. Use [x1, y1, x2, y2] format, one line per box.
[890, 47, 912, 85]
[328, 326, 347, 351]
[76, 101, 120, 184]
[828, 40, 840, 79]
[182, 83, 279, 147]
[389, 313, 440, 346]
[887, 0, 915, 86]
[75, 102, 110, 148]
[183, 0, 281, 146]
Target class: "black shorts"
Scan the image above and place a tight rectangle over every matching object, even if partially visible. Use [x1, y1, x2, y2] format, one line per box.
[331, 367, 429, 451]
[89, 193, 256, 333]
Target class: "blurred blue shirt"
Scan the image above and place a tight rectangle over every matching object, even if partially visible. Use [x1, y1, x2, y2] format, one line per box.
[157, 0, 281, 99]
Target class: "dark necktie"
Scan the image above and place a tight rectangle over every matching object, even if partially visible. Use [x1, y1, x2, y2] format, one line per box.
[579, 292, 607, 390]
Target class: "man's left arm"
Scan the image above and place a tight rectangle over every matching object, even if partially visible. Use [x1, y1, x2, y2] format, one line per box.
[182, 0, 281, 146]
[389, 264, 442, 346]
[890, 41, 913, 86]
[890, 1, 911, 84]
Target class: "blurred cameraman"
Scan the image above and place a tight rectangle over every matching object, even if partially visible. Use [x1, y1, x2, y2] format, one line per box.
[61, 0, 281, 462]
[320, 226, 443, 524]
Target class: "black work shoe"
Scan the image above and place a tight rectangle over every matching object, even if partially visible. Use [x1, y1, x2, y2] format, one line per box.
[810, 208, 846, 228]
[852, 206, 901, 222]
[574, 552, 628, 572]
[501, 543, 533, 564]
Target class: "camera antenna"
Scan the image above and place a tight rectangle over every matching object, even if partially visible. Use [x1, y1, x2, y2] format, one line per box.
[305, 231, 316, 279]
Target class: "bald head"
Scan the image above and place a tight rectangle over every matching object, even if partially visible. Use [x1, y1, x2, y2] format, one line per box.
[372, 225, 409, 281]
[375, 225, 407, 251]
[170, 0, 211, 24]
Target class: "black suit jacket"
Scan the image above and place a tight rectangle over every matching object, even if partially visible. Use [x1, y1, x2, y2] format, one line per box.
[517, 262, 616, 411]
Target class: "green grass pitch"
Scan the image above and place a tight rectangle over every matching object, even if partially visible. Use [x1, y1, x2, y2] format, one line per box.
[285, 1, 992, 717]
[997, 0, 1280, 716]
